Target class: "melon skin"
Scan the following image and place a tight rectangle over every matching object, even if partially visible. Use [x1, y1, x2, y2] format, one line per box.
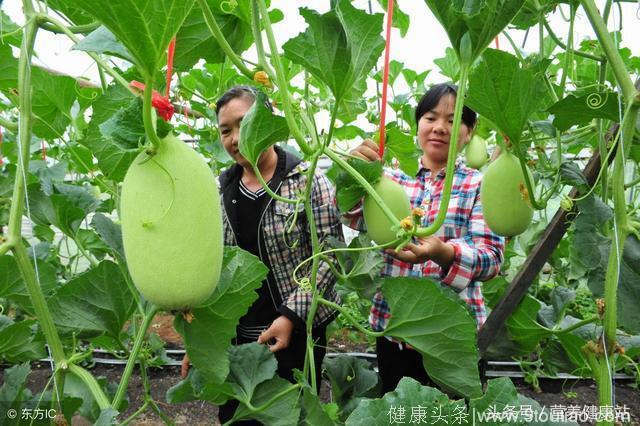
[120, 133, 223, 310]
[465, 135, 488, 169]
[363, 177, 412, 246]
[481, 151, 534, 237]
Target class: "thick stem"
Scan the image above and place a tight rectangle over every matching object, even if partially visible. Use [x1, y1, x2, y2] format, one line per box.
[580, 0, 635, 100]
[196, 0, 254, 78]
[255, 0, 312, 156]
[13, 242, 66, 362]
[557, 4, 576, 99]
[68, 364, 111, 410]
[250, 0, 277, 82]
[142, 82, 161, 150]
[37, 20, 100, 34]
[0, 116, 18, 132]
[541, 20, 604, 62]
[415, 65, 470, 236]
[112, 306, 159, 410]
[302, 153, 322, 392]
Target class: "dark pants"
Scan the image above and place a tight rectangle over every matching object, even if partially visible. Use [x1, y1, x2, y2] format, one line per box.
[376, 337, 487, 395]
[218, 327, 327, 425]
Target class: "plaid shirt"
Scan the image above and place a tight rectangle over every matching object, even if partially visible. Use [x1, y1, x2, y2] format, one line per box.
[343, 158, 504, 331]
[222, 159, 343, 328]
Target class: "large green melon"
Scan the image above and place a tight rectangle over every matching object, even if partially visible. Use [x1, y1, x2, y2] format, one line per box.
[481, 151, 534, 237]
[120, 133, 223, 310]
[465, 135, 488, 169]
[363, 177, 411, 246]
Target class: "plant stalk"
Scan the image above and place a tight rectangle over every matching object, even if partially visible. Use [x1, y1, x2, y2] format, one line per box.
[112, 306, 159, 410]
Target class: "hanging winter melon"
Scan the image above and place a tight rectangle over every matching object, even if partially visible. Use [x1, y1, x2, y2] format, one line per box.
[481, 151, 533, 237]
[465, 135, 488, 169]
[363, 177, 411, 246]
[120, 133, 223, 310]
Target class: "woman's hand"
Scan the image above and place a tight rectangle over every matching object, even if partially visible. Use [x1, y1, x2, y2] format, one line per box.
[385, 237, 455, 269]
[258, 315, 294, 352]
[351, 138, 381, 162]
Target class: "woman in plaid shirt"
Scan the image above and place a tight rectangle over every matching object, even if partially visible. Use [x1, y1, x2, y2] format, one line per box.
[345, 83, 505, 393]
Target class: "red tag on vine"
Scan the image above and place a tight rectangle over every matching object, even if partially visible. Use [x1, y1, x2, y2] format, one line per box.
[129, 81, 175, 121]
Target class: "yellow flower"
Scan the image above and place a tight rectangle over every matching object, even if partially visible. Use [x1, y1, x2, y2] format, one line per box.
[253, 70, 272, 88]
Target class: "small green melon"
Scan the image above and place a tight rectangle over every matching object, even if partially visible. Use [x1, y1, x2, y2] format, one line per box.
[465, 135, 488, 169]
[120, 133, 223, 310]
[363, 177, 411, 246]
[481, 151, 534, 237]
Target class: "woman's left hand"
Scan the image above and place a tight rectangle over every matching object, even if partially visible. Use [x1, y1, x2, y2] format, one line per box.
[385, 236, 455, 268]
[258, 315, 294, 352]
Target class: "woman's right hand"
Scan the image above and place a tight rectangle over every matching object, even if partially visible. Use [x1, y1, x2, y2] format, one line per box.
[351, 138, 381, 162]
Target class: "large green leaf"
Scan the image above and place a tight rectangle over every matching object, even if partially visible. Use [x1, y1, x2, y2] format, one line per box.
[423, 0, 527, 64]
[72, 26, 134, 62]
[234, 377, 301, 425]
[329, 234, 382, 297]
[0, 11, 22, 47]
[47, 261, 135, 338]
[346, 377, 466, 425]
[504, 296, 551, 353]
[381, 277, 482, 398]
[466, 49, 549, 145]
[323, 354, 379, 419]
[548, 91, 622, 131]
[60, 0, 195, 78]
[174, 247, 268, 383]
[31, 68, 78, 140]
[0, 318, 46, 363]
[434, 47, 461, 81]
[283, 0, 384, 102]
[238, 91, 289, 167]
[376, 0, 410, 37]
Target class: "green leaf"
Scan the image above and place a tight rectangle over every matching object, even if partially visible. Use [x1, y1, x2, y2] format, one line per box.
[434, 47, 460, 81]
[46, 0, 96, 25]
[174, 0, 254, 70]
[238, 91, 289, 167]
[323, 354, 379, 418]
[31, 67, 78, 140]
[0, 255, 58, 314]
[0, 43, 18, 94]
[72, 26, 134, 62]
[469, 377, 521, 424]
[283, 0, 384, 102]
[548, 92, 621, 131]
[466, 49, 549, 145]
[174, 247, 268, 383]
[234, 377, 301, 425]
[47, 261, 135, 338]
[330, 234, 383, 297]
[64, 372, 113, 422]
[384, 124, 421, 177]
[504, 296, 550, 353]
[300, 387, 338, 425]
[423, 0, 527, 64]
[376, 0, 410, 37]
[0, 363, 31, 423]
[0, 11, 22, 47]
[329, 159, 383, 213]
[61, 0, 196, 78]
[166, 369, 233, 405]
[82, 85, 138, 181]
[0, 318, 46, 363]
[381, 277, 482, 398]
[91, 213, 125, 260]
[228, 343, 278, 402]
[333, 125, 367, 141]
[346, 377, 466, 425]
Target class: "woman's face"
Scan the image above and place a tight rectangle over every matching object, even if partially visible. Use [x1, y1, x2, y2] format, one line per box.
[217, 96, 254, 168]
[417, 94, 471, 167]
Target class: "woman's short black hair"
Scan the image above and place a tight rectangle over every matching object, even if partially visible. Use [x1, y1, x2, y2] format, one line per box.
[414, 83, 477, 129]
[215, 85, 273, 115]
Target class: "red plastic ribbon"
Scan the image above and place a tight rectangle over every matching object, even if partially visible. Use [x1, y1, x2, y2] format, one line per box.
[378, 0, 394, 158]
[494, 36, 500, 49]
[128, 37, 177, 121]
[129, 80, 175, 121]
[166, 37, 176, 99]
